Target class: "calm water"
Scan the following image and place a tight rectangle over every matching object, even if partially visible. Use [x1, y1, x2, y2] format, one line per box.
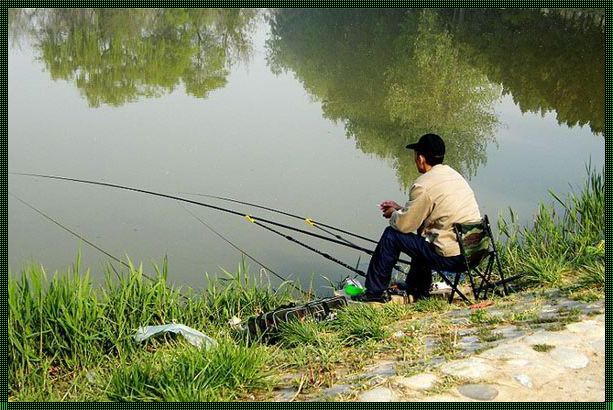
[8, 9, 605, 289]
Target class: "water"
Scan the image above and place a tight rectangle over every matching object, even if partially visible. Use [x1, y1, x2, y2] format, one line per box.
[8, 9, 605, 289]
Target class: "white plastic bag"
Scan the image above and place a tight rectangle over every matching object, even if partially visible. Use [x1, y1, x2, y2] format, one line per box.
[134, 324, 217, 349]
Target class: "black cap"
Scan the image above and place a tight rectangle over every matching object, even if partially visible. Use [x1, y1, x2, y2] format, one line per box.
[406, 133, 445, 158]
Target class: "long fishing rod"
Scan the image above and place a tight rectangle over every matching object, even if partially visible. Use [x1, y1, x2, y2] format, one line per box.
[181, 205, 311, 297]
[181, 193, 410, 274]
[12, 172, 412, 266]
[246, 216, 368, 278]
[179, 191, 379, 246]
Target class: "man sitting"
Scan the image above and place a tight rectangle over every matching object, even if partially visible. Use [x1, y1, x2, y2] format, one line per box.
[355, 133, 481, 302]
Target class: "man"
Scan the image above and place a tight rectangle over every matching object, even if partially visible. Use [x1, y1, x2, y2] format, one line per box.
[355, 133, 481, 302]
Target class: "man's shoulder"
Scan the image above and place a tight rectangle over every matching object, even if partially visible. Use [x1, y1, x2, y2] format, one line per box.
[415, 165, 460, 184]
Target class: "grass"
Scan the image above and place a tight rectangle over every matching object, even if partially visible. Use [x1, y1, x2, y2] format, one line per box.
[497, 166, 604, 290]
[9, 167, 604, 401]
[107, 342, 274, 401]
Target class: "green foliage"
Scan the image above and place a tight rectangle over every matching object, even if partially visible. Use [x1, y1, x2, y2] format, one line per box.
[8, 258, 293, 400]
[532, 343, 555, 353]
[107, 342, 273, 401]
[330, 304, 388, 345]
[498, 166, 604, 288]
[277, 319, 338, 349]
[469, 309, 501, 325]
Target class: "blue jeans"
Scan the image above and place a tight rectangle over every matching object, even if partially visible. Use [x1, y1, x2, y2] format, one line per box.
[365, 227, 465, 297]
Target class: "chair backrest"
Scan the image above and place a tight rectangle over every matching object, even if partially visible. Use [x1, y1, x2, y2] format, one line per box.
[453, 217, 492, 269]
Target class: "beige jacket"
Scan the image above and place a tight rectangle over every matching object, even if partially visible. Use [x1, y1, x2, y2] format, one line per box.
[389, 164, 481, 257]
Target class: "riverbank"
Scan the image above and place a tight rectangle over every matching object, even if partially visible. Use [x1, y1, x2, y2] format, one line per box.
[8, 169, 604, 401]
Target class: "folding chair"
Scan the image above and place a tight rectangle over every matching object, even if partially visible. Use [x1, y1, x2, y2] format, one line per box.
[435, 215, 511, 304]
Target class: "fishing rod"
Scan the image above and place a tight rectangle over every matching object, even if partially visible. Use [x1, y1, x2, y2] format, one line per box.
[245, 215, 368, 278]
[12, 172, 412, 266]
[181, 193, 410, 274]
[181, 205, 312, 297]
[179, 191, 379, 246]
[11, 191, 310, 299]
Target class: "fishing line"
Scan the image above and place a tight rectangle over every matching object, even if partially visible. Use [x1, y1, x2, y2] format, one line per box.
[10, 191, 131, 271]
[181, 205, 312, 297]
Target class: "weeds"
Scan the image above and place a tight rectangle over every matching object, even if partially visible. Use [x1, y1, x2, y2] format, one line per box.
[498, 166, 604, 289]
[107, 341, 274, 401]
[331, 304, 388, 345]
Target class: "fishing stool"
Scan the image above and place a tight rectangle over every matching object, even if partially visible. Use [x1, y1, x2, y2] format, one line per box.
[434, 215, 513, 304]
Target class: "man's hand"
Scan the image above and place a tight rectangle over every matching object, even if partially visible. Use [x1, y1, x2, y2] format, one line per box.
[379, 200, 402, 219]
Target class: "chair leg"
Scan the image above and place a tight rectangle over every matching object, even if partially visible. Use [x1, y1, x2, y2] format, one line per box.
[437, 271, 471, 304]
[494, 251, 508, 296]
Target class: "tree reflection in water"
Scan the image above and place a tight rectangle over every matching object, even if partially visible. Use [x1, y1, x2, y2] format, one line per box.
[10, 9, 258, 107]
[267, 9, 603, 187]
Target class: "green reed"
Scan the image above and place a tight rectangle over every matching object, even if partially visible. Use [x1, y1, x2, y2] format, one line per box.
[497, 165, 604, 288]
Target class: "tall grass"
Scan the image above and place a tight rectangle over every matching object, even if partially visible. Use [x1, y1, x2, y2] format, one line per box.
[497, 166, 604, 288]
[107, 342, 274, 401]
[9, 258, 296, 400]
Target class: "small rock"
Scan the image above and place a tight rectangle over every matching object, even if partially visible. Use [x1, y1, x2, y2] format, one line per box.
[458, 328, 477, 336]
[565, 320, 605, 340]
[392, 373, 438, 391]
[549, 347, 589, 369]
[523, 331, 580, 346]
[449, 309, 470, 318]
[487, 309, 506, 318]
[457, 384, 499, 401]
[460, 336, 480, 344]
[363, 361, 396, 379]
[441, 358, 496, 380]
[494, 325, 523, 339]
[450, 317, 470, 325]
[275, 387, 298, 401]
[537, 311, 559, 322]
[322, 384, 352, 398]
[426, 356, 446, 367]
[359, 387, 397, 402]
[513, 374, 533, 388]
[424, 337, 438, 352]
[480, 343, 540, 361]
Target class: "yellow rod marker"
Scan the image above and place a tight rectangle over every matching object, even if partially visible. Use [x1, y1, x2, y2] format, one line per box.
[244, 215, 256, 224]
[305, 218, 315, 226]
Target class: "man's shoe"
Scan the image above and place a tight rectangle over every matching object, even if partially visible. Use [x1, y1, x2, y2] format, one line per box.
[351, 292, 390, 303]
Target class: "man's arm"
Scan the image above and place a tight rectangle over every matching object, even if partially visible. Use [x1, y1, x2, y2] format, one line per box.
[389, 184, 432, 233]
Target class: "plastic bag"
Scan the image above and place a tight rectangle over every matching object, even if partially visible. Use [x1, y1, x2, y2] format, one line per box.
[134, 324, 217, 349]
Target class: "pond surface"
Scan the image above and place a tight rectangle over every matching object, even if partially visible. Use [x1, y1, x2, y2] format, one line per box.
[8, 9, 605, 289]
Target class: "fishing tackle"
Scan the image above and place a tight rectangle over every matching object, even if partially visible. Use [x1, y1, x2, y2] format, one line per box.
[11, 172, 412, 275]
[180, 191, 378, 245]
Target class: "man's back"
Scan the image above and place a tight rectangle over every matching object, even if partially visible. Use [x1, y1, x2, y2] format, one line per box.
[392, 164, 480, 256]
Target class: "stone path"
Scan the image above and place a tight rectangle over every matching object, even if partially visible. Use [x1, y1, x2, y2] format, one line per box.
[322, 293, 605, 402]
